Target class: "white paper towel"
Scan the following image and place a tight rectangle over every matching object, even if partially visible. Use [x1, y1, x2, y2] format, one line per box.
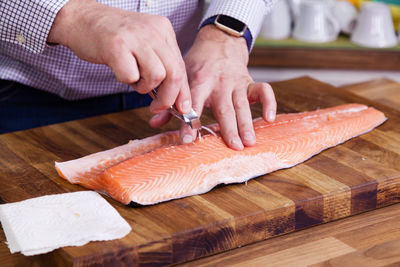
[0, 191, 131, 256]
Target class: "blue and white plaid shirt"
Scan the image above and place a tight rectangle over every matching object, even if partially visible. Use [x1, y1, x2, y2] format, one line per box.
[0, 0, 275, 100]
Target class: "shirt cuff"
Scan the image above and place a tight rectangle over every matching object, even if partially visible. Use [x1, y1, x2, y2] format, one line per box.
[0, 0, 69, 54]
[201, 0, 276, 49]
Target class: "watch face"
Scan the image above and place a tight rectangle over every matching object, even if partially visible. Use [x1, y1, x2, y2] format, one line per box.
[217, 15, 246, 33]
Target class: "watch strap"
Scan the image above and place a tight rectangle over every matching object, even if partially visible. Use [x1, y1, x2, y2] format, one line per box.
[201, 15, 253, 51]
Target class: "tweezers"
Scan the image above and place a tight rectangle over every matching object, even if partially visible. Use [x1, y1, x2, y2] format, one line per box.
[149, 89, 202, 130]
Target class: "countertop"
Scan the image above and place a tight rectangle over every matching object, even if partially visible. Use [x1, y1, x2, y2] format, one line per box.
[0, 77, 399, 266]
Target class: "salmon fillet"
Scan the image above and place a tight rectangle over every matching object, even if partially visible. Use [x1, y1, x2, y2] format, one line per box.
[55, 104, 387, 205]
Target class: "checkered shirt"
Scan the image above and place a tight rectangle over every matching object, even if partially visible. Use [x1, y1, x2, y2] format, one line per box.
[0, 0, 275, 100]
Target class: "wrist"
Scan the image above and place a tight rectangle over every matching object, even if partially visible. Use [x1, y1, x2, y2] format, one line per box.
[47, 0, 96, 45]
[194, 25, 249, 65]
[200, 15, 253, 51]
[197, 25, 249, 58]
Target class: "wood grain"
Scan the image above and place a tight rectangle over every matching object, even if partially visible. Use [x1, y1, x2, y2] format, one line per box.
[231, 237, 356, 267]
[340, 78, 400, 112]
[0, 77, 399, 266]
[179, 202, 400, 267]
[311, 238, 400, 267]
[181, 78, 400, 267]
[249, 47, 400, 70]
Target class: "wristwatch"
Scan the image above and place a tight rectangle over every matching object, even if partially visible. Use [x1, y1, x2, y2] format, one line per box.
[201, 15, 253, 51]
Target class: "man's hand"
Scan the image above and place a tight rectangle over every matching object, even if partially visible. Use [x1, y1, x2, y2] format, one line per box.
[47, 0, 192, 114]
[151, 25, 276, 150]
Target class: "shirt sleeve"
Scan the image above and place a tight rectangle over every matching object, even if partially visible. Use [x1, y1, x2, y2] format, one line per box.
[0, 0, 69, 54]
[202, 0, 278, 49]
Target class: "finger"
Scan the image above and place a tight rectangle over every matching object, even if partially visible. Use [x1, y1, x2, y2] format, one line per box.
[179, 123, 197, 144]
[178, 83, 210, 144]
[150, 41, 191, 114]
[233, 89, 255, 147]
[174, 80, 192, 114]
[106, 43, 140, 84]
[131, 47, 166, 94]
[149, 110, 172, 128]
[190, 82, 211, 118]
[212, 89, 244, 151]
[248, 83, 277, 122]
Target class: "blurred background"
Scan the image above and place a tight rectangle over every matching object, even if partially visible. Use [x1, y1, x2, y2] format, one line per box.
[248, 0, 400, 86]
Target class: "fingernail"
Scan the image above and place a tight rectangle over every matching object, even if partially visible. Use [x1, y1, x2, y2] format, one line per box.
[267, 110, 276, 122]
[181, 100, 191, 113]
[182, 134, 193, 144]
[150, 113, 160, 122]
[230, 137, 244, 150]
[243, 131, 255, 142]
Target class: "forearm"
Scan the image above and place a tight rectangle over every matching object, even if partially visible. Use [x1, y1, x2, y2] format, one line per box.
[0, 0, 69, 53]
[47, 0, 100, 47]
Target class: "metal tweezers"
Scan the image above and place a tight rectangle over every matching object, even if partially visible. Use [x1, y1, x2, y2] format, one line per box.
[149, 89, 202, 130]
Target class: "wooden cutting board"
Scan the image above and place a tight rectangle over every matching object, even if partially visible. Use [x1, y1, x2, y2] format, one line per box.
[1, 77, 399, 266]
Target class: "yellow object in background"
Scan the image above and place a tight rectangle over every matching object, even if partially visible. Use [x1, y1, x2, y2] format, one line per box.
[342, 0, 370, 8]
[374, 1, 400, 30]
[388, 4, 400, 30]
[342, 0, 400, 30]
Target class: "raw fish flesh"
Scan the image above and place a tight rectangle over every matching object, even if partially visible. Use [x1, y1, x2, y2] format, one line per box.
[56, 104, 387, 205]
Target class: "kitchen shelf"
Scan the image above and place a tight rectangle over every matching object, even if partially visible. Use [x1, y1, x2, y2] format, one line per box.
[249, 36, 400, 70]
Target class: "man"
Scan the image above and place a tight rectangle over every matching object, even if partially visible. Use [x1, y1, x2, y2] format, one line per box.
[0, 0, 277, 150]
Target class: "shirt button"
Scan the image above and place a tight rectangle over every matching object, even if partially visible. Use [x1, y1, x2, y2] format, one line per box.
[146, 0, 152, 7]
[16, 34, 26, 44]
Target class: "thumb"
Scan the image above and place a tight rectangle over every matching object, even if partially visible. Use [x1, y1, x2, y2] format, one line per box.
[149, 110, 172, 128]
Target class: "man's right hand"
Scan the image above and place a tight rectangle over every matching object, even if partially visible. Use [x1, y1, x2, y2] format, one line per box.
[47, 0, 192, 114]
